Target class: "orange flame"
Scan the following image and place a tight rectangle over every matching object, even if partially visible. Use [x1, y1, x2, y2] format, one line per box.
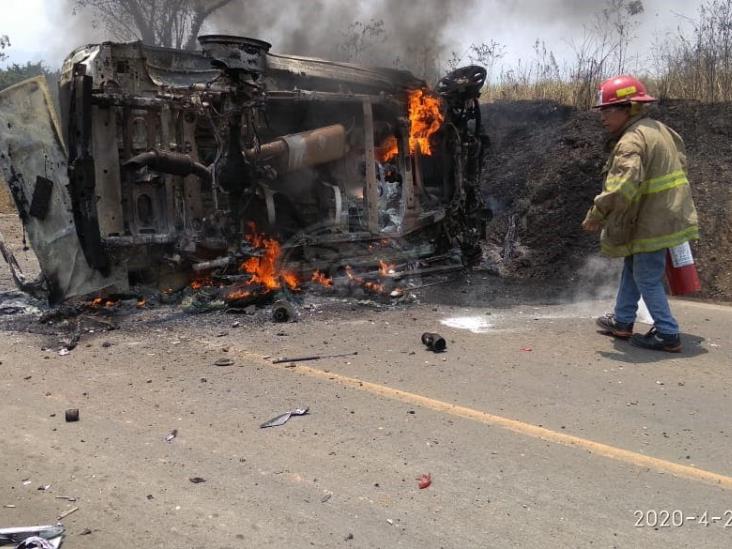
[345, 265, 387, 295]
[191, 278, 214, 290]
[240, 223, 299, 291]
[226, 288, 252, 302]
[378, 260, 396, 276]
[376, 135, 399, 163]
[311, 270, 334, 288]
[408, 89, 444, 156]
[90, 296, 118, 308]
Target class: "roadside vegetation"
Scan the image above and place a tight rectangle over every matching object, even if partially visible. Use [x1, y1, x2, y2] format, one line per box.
[470, 0, 732, 108]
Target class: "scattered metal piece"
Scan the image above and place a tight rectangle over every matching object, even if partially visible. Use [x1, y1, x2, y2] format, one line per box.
[37, 485, 51, 492]
[0, 525, 65, 548]
[79, 529, 92, 536]
[56, 506, 79, 521]
[272, 300, 297, 323]
[260, 407, 309, 429]
[272, 352, 358, 365]
[189, 477, 206, 484]
[213, 358, 234, 367]
[64, 409, 79, 422]
[21, 480, 31, 486]
[57, 349, 70, 357]
[421, 333, 447, 352]
[58, 329, 81, 352]
[417, 473, 432, 489]
[14, 537, 58, 549]
[320, 493, 332, 503]
[3, 504, 16, 508]
[165, 429, 178, 442]
[54, 496, 77, 502]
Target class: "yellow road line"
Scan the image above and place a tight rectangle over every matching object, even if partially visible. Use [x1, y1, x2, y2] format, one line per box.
[249, 353, 732, 491]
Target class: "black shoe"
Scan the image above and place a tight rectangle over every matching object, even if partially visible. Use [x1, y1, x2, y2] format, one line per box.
[596, 313, 634, 339]
[630, 327, 682, 353]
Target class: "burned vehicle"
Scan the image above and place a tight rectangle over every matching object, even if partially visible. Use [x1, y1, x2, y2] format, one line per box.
[0, 35, 487, 304]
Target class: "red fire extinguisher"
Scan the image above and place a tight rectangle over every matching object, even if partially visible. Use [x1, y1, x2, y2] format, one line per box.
[665, 241, 701, 296]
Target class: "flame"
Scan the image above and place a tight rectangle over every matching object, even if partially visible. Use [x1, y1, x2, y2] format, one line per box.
[376, 135, 399, 163]
[90, 296, 118, 308]
[240, 223, 299, 291]
[364, 281, 385, 294]
[191, 278, 213, 290]
[408, 89, 444, 156]
[311, 270, 334, 288]
[226, 288, 252, 302]
[378, 260, 396, 276]
[345, 265, 387, 295]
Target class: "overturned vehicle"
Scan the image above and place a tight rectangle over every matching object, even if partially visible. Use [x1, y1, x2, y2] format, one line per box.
[0, 36, 488, 304]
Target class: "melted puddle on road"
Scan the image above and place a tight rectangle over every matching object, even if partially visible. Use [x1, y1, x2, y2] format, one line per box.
[440, 316, 494, 334]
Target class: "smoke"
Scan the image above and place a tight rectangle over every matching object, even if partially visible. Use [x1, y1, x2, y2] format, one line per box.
[209, 0, 477, 80]
[47, 1, 107, 64]
[558, 254, 620, 319]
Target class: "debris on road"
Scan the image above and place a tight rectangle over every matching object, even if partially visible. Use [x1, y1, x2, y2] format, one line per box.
[64, 409, 79, 422]
[214, 358, 235, 367]
[165, 429, 178, 442]
[272, 352, 357, 365]
[189, 477, 206, 484]
[417, 473, 432, 489]
[320, 493, 332, 503]
[421, 332, 446, 352]
[37, 485, 51, 492]
[57, 349, 70, 357]
[56, 506, 79, 521]
[54, 496, 77, 502]
[260, 407, 309, 428]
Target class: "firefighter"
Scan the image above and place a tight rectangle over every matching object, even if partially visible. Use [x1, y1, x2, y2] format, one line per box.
[582, 75, 699, 352]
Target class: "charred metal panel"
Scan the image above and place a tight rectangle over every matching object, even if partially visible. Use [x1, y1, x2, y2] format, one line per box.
[91, 106, 125, 236]
[0, 77, 128, 303]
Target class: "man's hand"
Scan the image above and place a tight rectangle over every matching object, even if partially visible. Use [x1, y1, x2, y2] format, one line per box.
[582, 218, 603, 232]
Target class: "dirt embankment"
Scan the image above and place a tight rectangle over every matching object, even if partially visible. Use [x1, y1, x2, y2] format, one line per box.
[0, 175, 14, 214]
[480, 100, 732, 301]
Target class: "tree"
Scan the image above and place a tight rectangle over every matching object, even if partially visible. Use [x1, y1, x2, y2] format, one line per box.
[73, 0, 234, 50]
[337, 19, 386, 64]
[599, 0, 645, 74]
[0, 35, 9, 62]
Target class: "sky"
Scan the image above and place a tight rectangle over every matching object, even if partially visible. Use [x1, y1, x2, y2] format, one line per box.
[0, 0, 701, 72]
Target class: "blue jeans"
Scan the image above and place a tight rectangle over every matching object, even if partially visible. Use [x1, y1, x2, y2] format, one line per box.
[614, 250, 679, 335]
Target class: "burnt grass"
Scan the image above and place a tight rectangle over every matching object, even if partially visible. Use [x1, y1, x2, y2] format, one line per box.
[481, 99, 732, 301]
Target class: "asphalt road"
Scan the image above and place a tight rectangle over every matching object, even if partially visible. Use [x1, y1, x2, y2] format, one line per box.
[1, 293, 731, 548]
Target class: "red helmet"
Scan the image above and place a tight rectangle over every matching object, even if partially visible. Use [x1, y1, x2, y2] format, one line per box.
[594, 75, 656, 108]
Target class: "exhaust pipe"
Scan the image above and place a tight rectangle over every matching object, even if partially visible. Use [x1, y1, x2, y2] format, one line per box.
[246, 124, 347, 173]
